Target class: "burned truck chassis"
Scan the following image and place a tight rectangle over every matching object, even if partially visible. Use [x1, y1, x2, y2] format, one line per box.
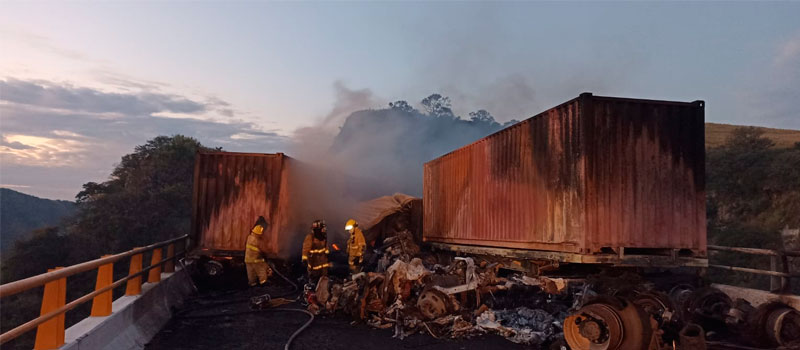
[428, 242, 708, 276]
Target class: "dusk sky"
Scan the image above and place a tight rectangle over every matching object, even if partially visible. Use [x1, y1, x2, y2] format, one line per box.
[1, 1, 799, 200]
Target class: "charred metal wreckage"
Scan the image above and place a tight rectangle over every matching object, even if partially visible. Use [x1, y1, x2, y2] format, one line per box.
[289, 233, 800, 349]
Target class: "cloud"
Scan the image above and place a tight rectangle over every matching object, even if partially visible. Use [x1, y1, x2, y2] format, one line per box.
[0, 78, 206, 116]
[91, 69, 168, 92]
[775, 35, 800, 68]
[0, 133, 90, 167]
[0, 78, 288, 199]
[0, 27, 92, 62]
[0, 136, 35, 150]
[737, 34, 800, 129]
[0, 184, 32, 189]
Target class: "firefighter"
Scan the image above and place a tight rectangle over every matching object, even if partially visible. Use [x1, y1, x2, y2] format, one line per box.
[245, 216, 272, 287]
[345, 219, 366, 274]
[302, 220, 330, 280]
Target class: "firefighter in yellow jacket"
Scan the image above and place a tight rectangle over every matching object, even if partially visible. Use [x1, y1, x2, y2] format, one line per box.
[302, 220, 330, 280]
[245, 216, 272, 286]
[345, 219, 366, 274]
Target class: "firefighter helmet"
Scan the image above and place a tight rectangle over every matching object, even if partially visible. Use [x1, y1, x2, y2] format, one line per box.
[345, 219, 358, 232]
[252, 216, 268, 235]
[312, 219, 327, 240]
[312, 219, 326, 229]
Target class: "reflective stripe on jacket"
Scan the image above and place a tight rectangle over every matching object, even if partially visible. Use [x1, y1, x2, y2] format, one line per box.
[347, 227, 366, 258]
[244, 234, 264, 263]
[301, 233, 329, 270]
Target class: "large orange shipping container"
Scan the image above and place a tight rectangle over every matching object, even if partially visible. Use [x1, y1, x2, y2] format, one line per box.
[423, 93, 707, 259]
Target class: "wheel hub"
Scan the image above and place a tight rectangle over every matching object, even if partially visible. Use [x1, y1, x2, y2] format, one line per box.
[577, 318, 606, 342]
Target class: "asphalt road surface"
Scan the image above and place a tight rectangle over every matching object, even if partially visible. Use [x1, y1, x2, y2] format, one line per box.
[146, 274, 532, 350]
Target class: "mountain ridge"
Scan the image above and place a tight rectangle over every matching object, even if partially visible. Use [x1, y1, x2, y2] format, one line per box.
[0, 188, 77, 252]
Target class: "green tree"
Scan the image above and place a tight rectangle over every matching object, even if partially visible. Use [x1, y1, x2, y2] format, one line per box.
[1, 227, 76, 284]
[724, 126, 775, 151]
[71, 135, 214, 258]
[706, 126, 800, 291]
[388, 100, 415, 114]
[420, 94, 455, 119]
[0, 227, 80, 349]
[707, 127, 774, 226]
[0, 135, 213, 349]
[468, 109, 499, 128]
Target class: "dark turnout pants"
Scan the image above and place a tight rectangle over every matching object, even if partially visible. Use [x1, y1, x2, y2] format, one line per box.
[246, 261, 270, 286]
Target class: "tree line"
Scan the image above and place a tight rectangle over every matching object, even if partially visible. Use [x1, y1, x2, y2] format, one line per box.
[705, 127, 800, 291]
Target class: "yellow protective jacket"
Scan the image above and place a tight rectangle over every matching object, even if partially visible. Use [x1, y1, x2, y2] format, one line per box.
[346, 227, 366, 258]
[302, 233, 330, 270]
[245, 234, 265, 263]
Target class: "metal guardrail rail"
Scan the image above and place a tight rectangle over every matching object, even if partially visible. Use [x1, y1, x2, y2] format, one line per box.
[708, 244, 800, 293]
[0, 234, 189, 348]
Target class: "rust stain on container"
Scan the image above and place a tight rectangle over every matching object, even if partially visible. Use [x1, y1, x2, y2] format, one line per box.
[423, 93, 706, 257]
[191, 152, 293, 257]
[190, 151, 369, 259]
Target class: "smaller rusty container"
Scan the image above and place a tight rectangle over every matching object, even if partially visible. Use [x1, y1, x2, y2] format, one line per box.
[191, 152, 294, 258]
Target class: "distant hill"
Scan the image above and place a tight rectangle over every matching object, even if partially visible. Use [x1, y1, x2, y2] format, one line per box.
[706, 123, 800, 149]
[0, 188, 76, 252]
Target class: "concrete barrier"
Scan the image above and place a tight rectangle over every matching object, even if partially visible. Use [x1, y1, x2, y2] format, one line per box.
[713, 283, 800, 310]
[60, 267, 195, 350]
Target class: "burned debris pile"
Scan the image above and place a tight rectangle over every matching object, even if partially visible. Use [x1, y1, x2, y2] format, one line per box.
[299, 206, 575, 347]
[299, 233, 800, 349]
[303, 251, 572, 347]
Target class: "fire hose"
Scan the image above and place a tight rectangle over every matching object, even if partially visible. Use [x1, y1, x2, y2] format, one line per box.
[269, 261, 299, 295]
[174, 261, 313, 350]
[176, 261, 299, 315]
[266, 262, 314, 350]
[281, 308, 315, 350]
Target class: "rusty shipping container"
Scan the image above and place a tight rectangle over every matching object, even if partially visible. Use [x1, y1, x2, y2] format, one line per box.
[191, 152, 295, 258]
[423, 93, 707, 262]
[191, 151, 372, 259]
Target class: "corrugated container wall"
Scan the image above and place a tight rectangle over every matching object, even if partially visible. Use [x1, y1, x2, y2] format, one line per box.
[191, 152, 293, 257]
[423, 93, 706, 257]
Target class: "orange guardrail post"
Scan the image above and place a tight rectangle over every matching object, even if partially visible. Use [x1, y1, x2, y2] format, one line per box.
[164, 243, 175, 273]
[148, 248, 163, 283]
[90, 256, 113, 317]
[34, 267, 66, 349]
[125, 251, 143, 296]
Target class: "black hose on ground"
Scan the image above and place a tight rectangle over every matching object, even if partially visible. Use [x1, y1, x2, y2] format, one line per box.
[269, 261, 299, 294]
[173, 261, 312, 350]
[281, 308, 314, 350]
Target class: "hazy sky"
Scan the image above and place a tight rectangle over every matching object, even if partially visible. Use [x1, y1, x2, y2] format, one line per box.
[1, 1, 799, 200]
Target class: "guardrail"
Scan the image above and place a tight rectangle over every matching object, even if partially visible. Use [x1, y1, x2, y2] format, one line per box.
[0, 234, 189, 348]
[708, 244, 800, 293]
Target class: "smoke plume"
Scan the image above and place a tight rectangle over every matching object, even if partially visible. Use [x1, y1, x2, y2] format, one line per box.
[290, 82, 509, 199]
